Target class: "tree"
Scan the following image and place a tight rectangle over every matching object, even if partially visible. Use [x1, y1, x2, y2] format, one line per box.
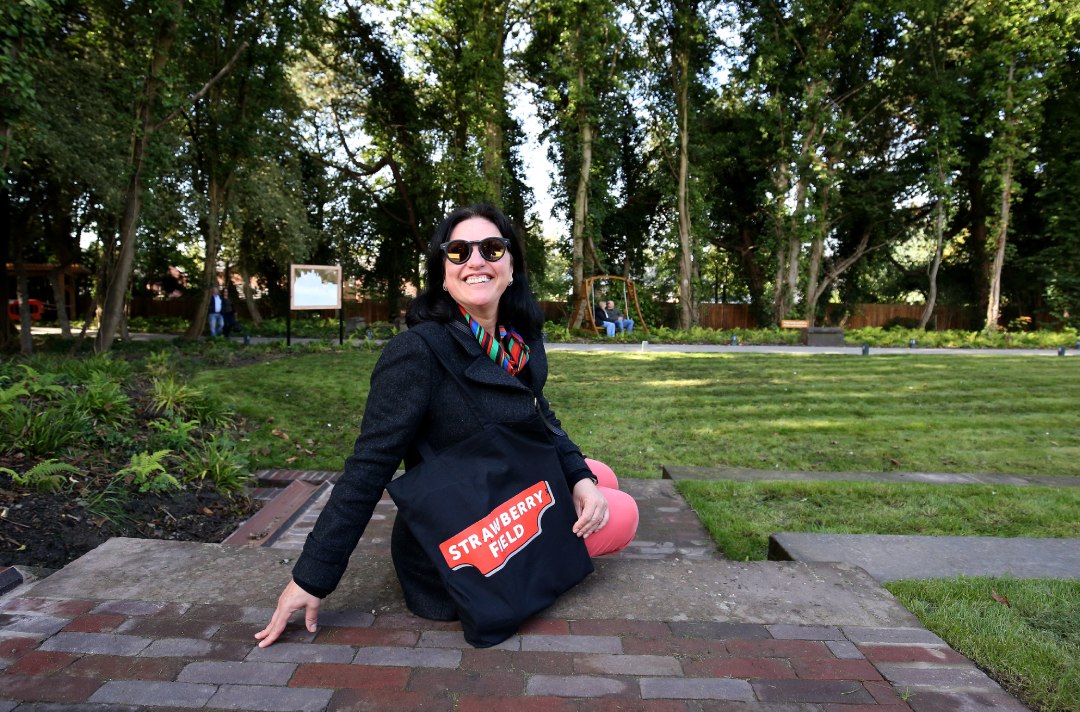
[176, 0, 318, 339]
[645, 0, 715, 328]
[91, 0, 249, 353]
[1, 0, 61, 352]
[524, 0, 635, 327]
[972, 0, 1068, 332]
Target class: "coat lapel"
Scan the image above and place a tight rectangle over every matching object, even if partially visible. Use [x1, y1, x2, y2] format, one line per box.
[445, 320, 533, 393]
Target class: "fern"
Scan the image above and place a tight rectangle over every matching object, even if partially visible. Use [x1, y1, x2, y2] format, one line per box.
[115, 449, 180, 494]
[0, 458, 80, 493]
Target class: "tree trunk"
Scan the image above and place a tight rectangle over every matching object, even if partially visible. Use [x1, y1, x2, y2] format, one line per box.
[184, 174, 226, 340]
[94, 2, 180, 353]
[240, 262, 261, 326]
[48, 267, 72, 337]
[918, 196, 946, 330]
[13, 238, 33, 355]
[804, 232, 825, 327]
[985, 153, 1013, 332]
[569, 65, 593, 329]
[675, 46, 694, 329]
[0, 186, 12, 349]
[984, 61, 1016, 333]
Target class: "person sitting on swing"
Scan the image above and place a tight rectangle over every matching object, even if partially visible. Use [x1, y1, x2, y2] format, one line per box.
[606, 300, 633, 334]
[593, 300, 617, 337]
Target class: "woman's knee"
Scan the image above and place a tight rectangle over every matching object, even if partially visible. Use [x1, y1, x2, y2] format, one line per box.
[585, 487, 639, 557]
[585, 458, 619, 490]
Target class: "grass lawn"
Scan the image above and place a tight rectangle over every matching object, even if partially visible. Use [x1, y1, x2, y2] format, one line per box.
[197, 350, 1080, 478]
[677, 479, 1080, 561]
[886, 577, 1080, 712]
[197, 346, 1080, 712]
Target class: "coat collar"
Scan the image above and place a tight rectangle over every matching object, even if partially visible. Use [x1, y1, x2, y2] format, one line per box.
[444, 319, 534, 393]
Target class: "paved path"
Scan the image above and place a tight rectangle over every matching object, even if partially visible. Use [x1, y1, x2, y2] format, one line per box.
[0, 473, 1032, 710]
[30, 325, 1078, 356]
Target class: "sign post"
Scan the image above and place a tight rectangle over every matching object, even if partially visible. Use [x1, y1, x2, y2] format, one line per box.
[288, 264, 343, 346]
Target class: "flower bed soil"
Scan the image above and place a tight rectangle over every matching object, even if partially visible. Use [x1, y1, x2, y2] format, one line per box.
[0, 467, 261, 571]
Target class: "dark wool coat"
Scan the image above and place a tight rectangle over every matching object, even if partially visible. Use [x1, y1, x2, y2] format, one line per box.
[291, 319, 593, 618]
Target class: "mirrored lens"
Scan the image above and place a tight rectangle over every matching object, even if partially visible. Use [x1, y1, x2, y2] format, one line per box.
[441, 237, 508, 264]
[478, 238, 507, 261]
[444, 240, 470, 264]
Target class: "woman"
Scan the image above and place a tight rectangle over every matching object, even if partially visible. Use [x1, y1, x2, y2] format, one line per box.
[256, 203, 639, 647]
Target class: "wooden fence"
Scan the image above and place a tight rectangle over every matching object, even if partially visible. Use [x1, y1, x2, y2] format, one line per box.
[698, 302, 977, 331]
[697, 303, 757, 330]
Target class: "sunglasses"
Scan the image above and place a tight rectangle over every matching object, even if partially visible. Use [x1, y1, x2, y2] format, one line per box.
[440, 237, 510, 265]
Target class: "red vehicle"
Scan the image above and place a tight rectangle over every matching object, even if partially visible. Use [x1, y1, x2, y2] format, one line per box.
[7, 299, 45, 321]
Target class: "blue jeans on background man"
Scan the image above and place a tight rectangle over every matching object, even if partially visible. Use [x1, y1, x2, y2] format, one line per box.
[208, 313, 224, 336]
[615, 318, 634, 334]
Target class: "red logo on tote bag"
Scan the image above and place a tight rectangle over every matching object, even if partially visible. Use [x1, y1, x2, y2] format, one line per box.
[439, 482, 555, 576]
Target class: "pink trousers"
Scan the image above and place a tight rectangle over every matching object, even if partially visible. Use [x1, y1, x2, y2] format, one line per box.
[582, 458, 639, 557]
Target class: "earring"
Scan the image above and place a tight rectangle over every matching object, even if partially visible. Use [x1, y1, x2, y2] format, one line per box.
[442, 283, 447, 291]
[509, 278, 514, 286]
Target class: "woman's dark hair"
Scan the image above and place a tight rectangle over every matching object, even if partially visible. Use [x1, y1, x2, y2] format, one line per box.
[407, 203, 544, 339]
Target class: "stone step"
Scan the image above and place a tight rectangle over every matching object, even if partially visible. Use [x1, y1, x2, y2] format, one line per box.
[663, 465, 1080, 487]
[769, 533, 1080, 581]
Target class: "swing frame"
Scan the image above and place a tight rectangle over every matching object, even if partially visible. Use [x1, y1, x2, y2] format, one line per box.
[574, 275, 649, 336]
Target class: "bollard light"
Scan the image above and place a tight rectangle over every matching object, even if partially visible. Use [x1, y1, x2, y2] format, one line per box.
[731, 335, 739, 346]
[1059, 346, 1067, 356]
[909, 338, 917, 348]
[861, 344, 870, 356]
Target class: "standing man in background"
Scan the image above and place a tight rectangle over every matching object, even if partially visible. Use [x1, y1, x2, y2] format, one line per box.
[208, 286, 224, 337]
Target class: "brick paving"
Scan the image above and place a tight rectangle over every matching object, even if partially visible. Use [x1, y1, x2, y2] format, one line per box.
[0, 473, 1033, 710]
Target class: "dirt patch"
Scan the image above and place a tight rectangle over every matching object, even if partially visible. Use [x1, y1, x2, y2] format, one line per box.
[0, 471, 261, 571]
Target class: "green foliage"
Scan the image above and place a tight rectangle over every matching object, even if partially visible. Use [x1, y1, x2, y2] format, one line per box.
[181, 434, 252, 493]
[149, 377, 209, 421]
[81, 477, 130, 526]
[147, 417, 201, 451]
[61, 371, 134, 429]
[1, 401, 91, 455]
[141, 349, 177, 378]
[0, 458, 80, 493]
[114, 450, 180, 494]
[849, 326, 1079, 349]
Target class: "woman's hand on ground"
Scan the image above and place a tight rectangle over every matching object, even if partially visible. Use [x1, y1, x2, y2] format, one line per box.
[254, 580, 320, 648]
[571, 478, 609, 538]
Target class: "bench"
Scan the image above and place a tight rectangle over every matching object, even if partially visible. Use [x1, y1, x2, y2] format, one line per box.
[780, 320, 845, 346]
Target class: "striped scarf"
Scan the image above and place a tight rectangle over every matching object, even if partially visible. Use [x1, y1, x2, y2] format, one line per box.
[459, 305, 530, 376]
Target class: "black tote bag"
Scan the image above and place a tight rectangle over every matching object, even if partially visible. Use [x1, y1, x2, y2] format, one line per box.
[385, 328, 593, 647]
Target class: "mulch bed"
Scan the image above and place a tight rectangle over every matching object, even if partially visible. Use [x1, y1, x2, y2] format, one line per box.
[0, 471, 261, 571]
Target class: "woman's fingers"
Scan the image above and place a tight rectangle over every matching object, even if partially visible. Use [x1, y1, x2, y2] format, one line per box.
[571, 480, 609, 538]
[254, 581, 320, 648]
